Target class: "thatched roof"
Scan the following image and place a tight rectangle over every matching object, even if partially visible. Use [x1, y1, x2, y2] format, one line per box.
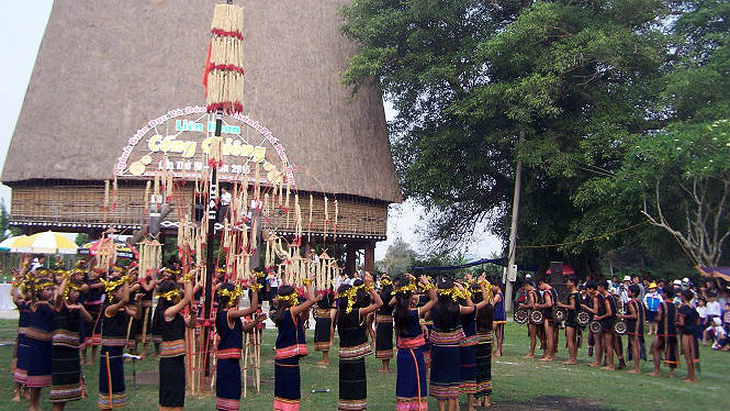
[2, 0, 401, 204]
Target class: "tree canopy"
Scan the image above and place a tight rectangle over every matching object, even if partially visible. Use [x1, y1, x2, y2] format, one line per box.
[342, 0, 730, 276]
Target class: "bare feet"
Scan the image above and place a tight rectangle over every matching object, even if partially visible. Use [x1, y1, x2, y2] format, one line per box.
[562, 360, 577, 365]
[681, 377, 697, 383]
[588, 362, 601, 367]
[378, 368, 390, 373]
[523, 354, 535, 359]
[539, 357, 554, 362]
[627, 369, 641, 374]
[648, 372, 661, 377]
[11, 395, 20, 402]
[494, 352, 502, 357]
[601, 365, 615, 371]
[666, 372, 675, 379]
[316, 360, 330, 366]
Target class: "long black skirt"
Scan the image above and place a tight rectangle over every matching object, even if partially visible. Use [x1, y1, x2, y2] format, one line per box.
[159, 355, 186, 408]
[375, 321, 394, 359]
[216, 357, 241, 411]
[338, 357, 367, 410]
[98, 346, 126, 409]
[475, 332, 492, 398]
[314, 318, 332, 351]
[50, 346, 83, 403]
[274, 356, 301, 410]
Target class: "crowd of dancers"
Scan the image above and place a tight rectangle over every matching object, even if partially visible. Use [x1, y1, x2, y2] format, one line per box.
[10, 254, 504, 411]
[515, 276, 701, 382]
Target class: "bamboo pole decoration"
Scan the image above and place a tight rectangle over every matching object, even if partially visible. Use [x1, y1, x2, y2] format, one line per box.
[144, 181, 151, 213]
[308, 194, 313, 242]
[253, 163, 261, 200]
[334, 199, 339, 241]
[294, 194, 302, 240]
[112, 175, 118, 211]
[205, 2, 245, 114]
[104, 180, 110, 211]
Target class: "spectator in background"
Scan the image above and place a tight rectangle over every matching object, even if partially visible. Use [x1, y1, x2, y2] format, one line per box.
[217, 187, 231, 222]
[266, 270, 279, 302]
[708, 318, 729, 351]
[633, 276, 646, 301]
[644, 283, 662, 335]
[610, 276, 620, 295]
[672, 280, 683, 305]
[723, 302, 730, 333]
[696, 299, 708, 331]
[719, 288, 729, 308]
[619, 276, 631, 305]
[706, 293, 722, 323]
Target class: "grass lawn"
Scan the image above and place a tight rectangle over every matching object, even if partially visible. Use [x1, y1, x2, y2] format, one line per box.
[0, 320, 727, 410]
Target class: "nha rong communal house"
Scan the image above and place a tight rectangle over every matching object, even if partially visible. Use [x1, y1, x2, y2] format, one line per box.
[2, 0, 401, 273]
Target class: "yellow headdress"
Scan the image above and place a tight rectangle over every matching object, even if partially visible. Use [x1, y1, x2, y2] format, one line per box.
[100, 277, 126, 295]
[159, 288, 182, 301]
[276, 290, 299, 307]
[217, 284, 243, 307]
[63, 281, 83, 300]
[337, 282, 373, 314]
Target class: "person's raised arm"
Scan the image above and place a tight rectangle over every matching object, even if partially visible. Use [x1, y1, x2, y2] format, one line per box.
[359, 273, 383, 317]
[492, 289, 502, 306]
[419, 275, 438, 315]
[475, 275, 491, 310]
[228, 277, 262, 322]
[54, 277, 69, 310]
[165, 277, 194, 322]
[458, 283, 475, 315]
[292, 277, 318, 316]
[105, 282, 128, 317]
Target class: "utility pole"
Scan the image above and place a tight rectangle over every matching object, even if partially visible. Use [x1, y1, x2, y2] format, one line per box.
[505, 131, 525, 313]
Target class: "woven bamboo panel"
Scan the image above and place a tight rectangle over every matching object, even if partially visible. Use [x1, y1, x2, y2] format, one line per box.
[10, 184, 387, 238]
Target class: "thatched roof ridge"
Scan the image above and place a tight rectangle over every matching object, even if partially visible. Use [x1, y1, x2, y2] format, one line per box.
[2, 0, 401, 203]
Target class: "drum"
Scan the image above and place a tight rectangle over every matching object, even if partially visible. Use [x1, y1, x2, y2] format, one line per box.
[553, 307, 567, 322]
[513, 308, 529, 324]
[588, 320, 602, 334]
[613, 320, 627, 335]
[529, 309, 544, 325]
[576, 311, 591, 327]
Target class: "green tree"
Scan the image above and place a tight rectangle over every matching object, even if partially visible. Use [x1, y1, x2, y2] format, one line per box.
[342, 0, 668, 275]
[378, 237, 417, 275]
[0, 199, 10, 241]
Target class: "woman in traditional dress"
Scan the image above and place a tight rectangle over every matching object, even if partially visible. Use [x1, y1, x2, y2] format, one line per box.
[82, 267, 105, 365]
[337, 274, 383, 411]
[26, 275, 56, 411]
[459, 276, 491, 411]
[473, 280, 494, 408]
[375, 275, 395, 372]
[491, 283, 505, 357]
[677, 289, 700, 382]
[314, 289, 337, 366]
[11, 266, 32, 402]
[430, 278, 473, 411]
[98, 278, 139, 409]
[271, 281, 317, 411]
[156, 274, 196, 410]
[215, 280, 260, 410]
[393, 274, 436, 411]
[51, 277, 92, 410]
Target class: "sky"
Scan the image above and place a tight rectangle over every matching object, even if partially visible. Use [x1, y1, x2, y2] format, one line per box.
[0, 1, 502, 261]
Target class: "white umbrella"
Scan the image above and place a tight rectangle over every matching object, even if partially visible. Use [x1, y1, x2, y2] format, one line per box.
[0, 235, 29, 251]
[13, 231, 78, 255]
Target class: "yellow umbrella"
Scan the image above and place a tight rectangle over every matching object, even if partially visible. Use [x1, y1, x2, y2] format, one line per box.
[0, 235, 29, 251]
[13, 231, 78, 255]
